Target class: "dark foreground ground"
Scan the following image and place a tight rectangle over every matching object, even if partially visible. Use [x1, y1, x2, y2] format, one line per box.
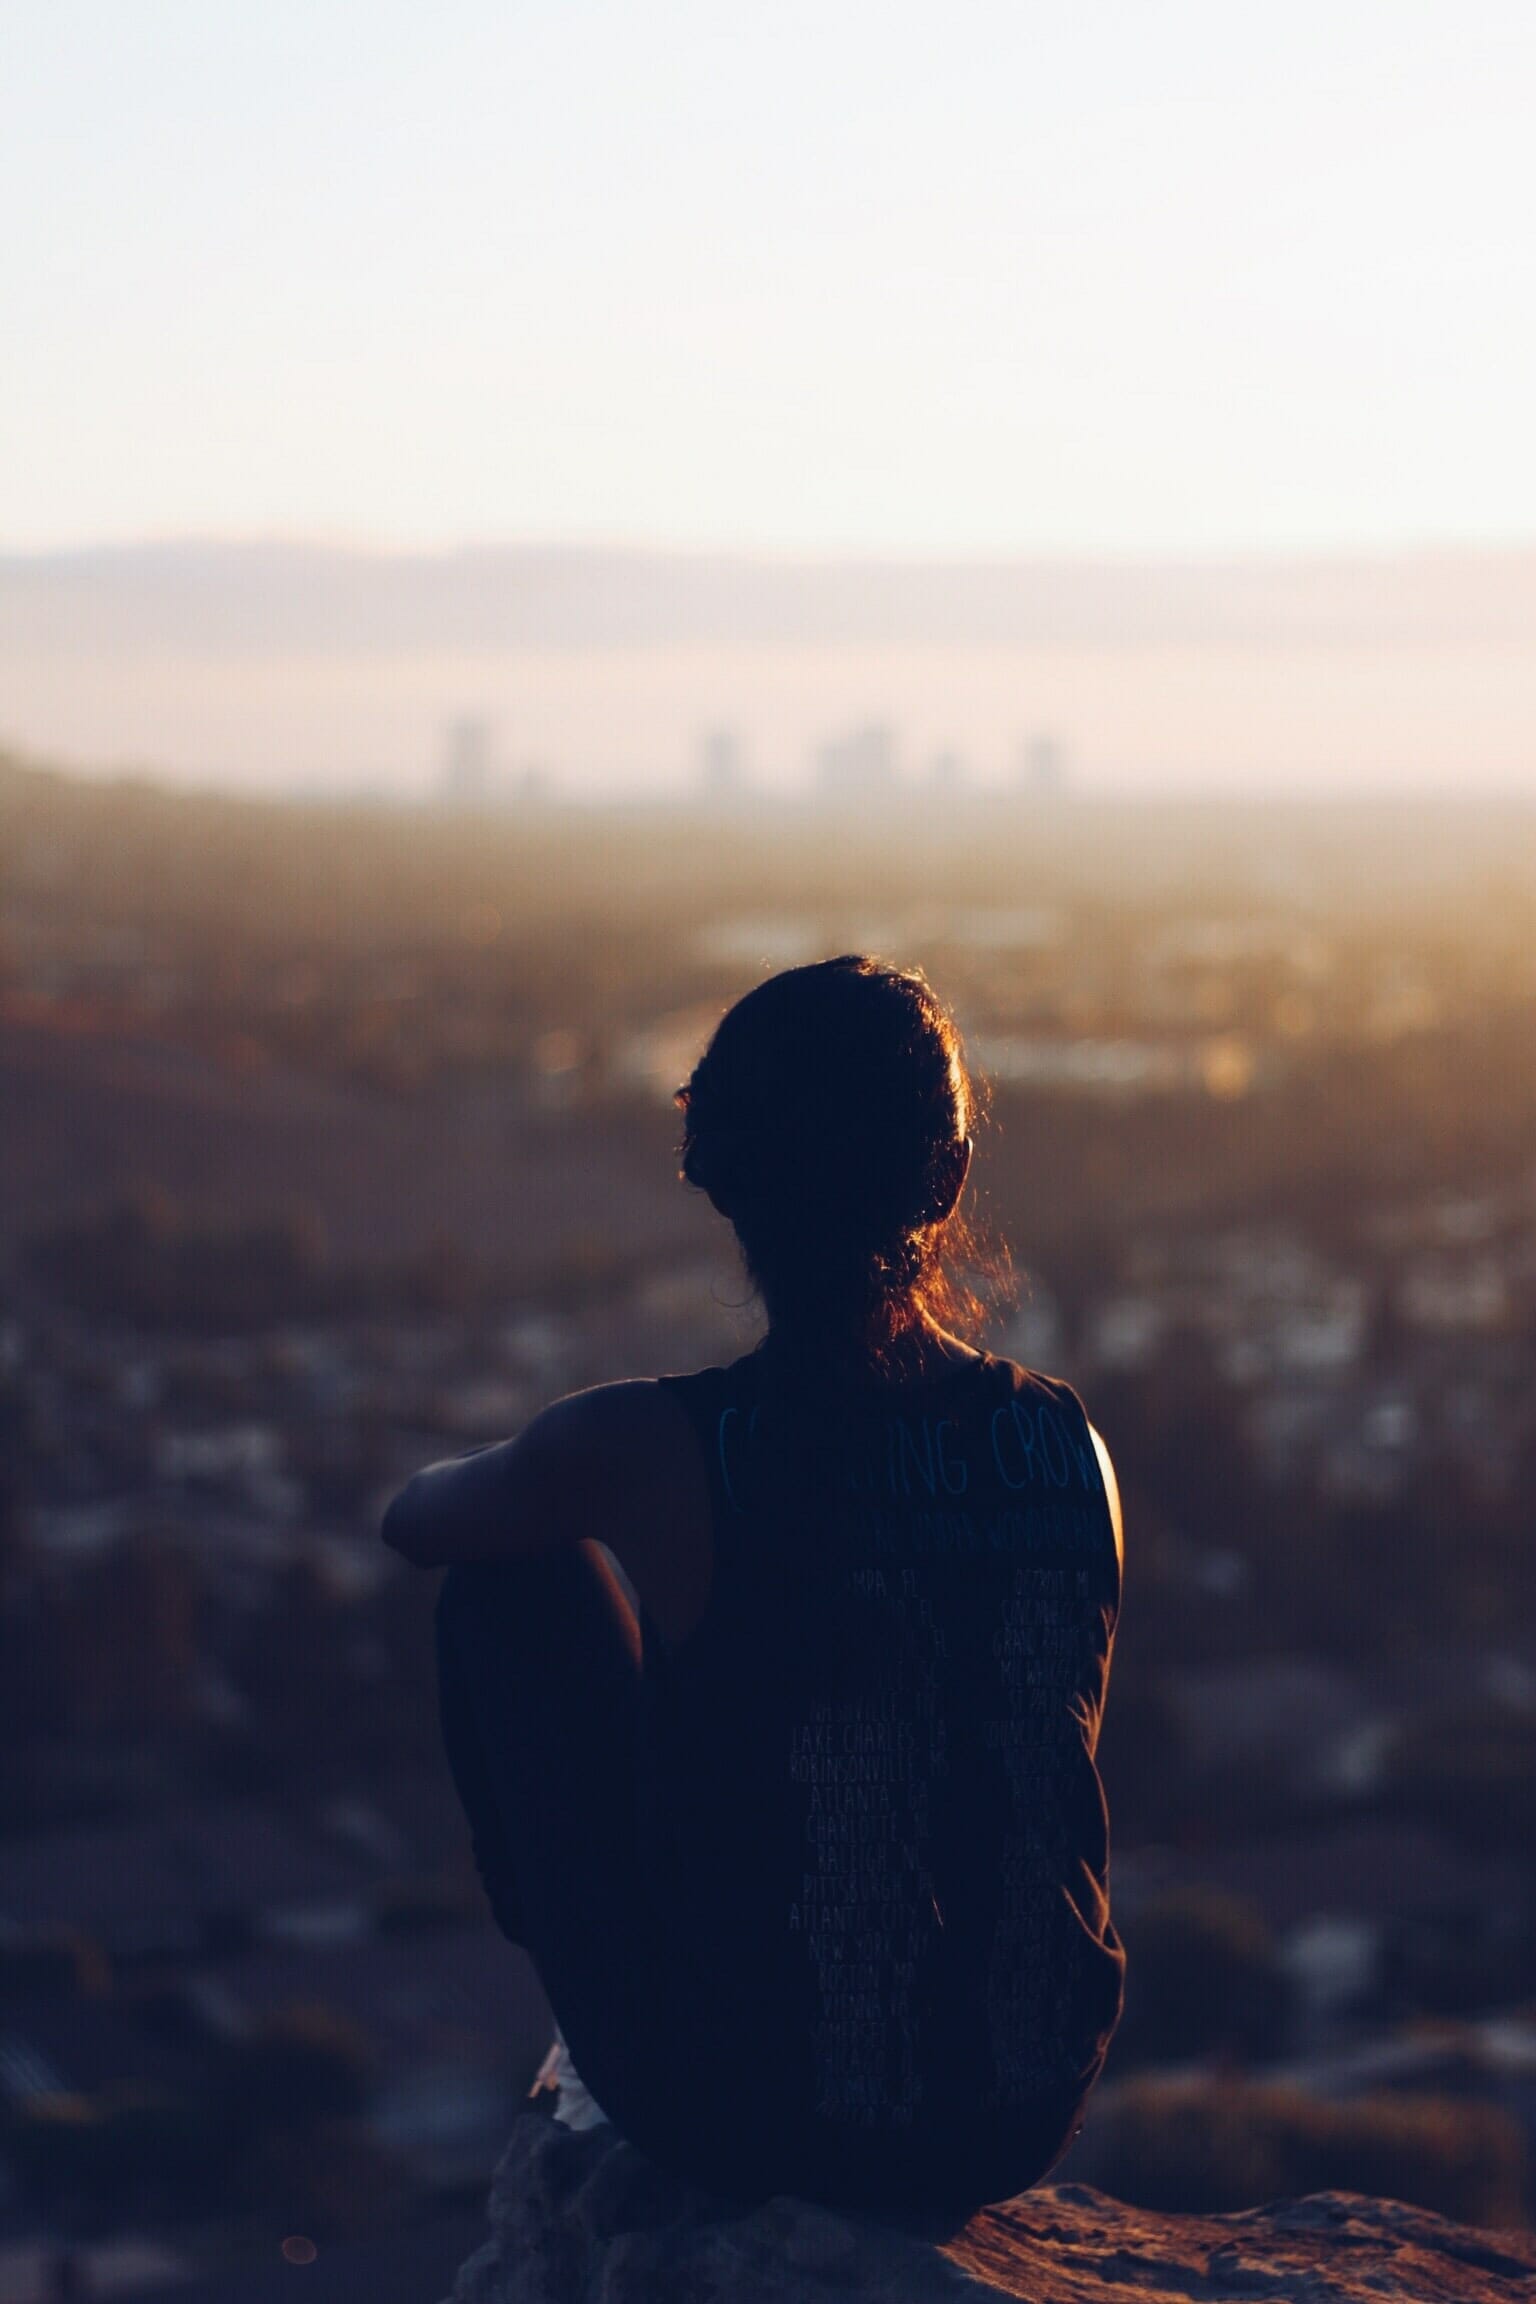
[3, 760, 1534, 2296]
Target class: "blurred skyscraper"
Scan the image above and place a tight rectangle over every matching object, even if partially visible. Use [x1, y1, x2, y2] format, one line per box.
[697, 726, 748, 799]
[439, 716, 496, 807]
[814, 722, 897, 801]
[925, 748, 967, 794]
[1017, 732, 1068, 795]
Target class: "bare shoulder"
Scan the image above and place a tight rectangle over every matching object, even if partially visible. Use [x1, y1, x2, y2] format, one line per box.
[524, 1379, 713, 1637]
[520, 1377, 702, 1483]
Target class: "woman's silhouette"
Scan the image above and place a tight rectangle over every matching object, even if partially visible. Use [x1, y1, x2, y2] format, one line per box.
[382, 956, 1124, 2223]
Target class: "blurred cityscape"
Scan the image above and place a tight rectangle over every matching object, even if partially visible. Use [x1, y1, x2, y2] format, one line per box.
[2, 753, 1535, 2295]
[426, 711, 1069, 811]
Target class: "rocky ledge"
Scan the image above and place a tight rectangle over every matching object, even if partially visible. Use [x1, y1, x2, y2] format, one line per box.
[447, 2113, 1536, 2304]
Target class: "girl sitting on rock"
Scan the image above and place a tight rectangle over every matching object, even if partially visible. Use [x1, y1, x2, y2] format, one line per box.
[383, 955, 1125, 2224]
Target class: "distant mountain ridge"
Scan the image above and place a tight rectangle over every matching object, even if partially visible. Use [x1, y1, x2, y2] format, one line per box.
[4, 540, 1534, 654]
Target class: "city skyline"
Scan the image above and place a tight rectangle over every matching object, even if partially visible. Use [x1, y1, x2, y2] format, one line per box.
[2, 538, 1532, 798]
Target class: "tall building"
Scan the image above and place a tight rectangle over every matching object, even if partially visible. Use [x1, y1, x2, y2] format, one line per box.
[439, 716, 496, 807]
[697, 726, 747, 798]
[813, 722, 898, 800]
[1017, 732, 1068, 795]
[925, 748, 967, 794]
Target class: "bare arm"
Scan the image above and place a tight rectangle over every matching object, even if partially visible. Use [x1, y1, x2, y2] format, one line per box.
[379, 1380, 713, 1635]
[380, 1383, 648, 1566]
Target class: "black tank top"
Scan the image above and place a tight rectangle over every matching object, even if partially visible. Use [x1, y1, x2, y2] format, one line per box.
[641, 1340, 1124, 2216]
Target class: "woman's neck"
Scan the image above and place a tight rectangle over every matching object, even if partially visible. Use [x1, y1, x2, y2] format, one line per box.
[761, 1312, 980, 1384]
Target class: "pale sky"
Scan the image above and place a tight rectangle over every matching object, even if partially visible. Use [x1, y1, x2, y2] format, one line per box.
[5, 1, 1536, 559]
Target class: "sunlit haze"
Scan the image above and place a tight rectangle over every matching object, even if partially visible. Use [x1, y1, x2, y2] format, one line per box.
[6, 1, 1536, 556]
[3, 3, 1534, 795]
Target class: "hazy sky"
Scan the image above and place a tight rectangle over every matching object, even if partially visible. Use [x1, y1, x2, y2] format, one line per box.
[6, 2, 1535, 558]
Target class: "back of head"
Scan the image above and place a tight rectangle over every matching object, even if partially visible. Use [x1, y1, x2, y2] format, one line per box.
[676, 955, 995, 1371]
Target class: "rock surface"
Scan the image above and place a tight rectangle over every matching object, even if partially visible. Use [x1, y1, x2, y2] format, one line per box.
[448, 2113, 1536, 2304]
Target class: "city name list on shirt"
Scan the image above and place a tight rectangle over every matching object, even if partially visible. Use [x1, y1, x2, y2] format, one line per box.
[649, 1348, 1124, 2193]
